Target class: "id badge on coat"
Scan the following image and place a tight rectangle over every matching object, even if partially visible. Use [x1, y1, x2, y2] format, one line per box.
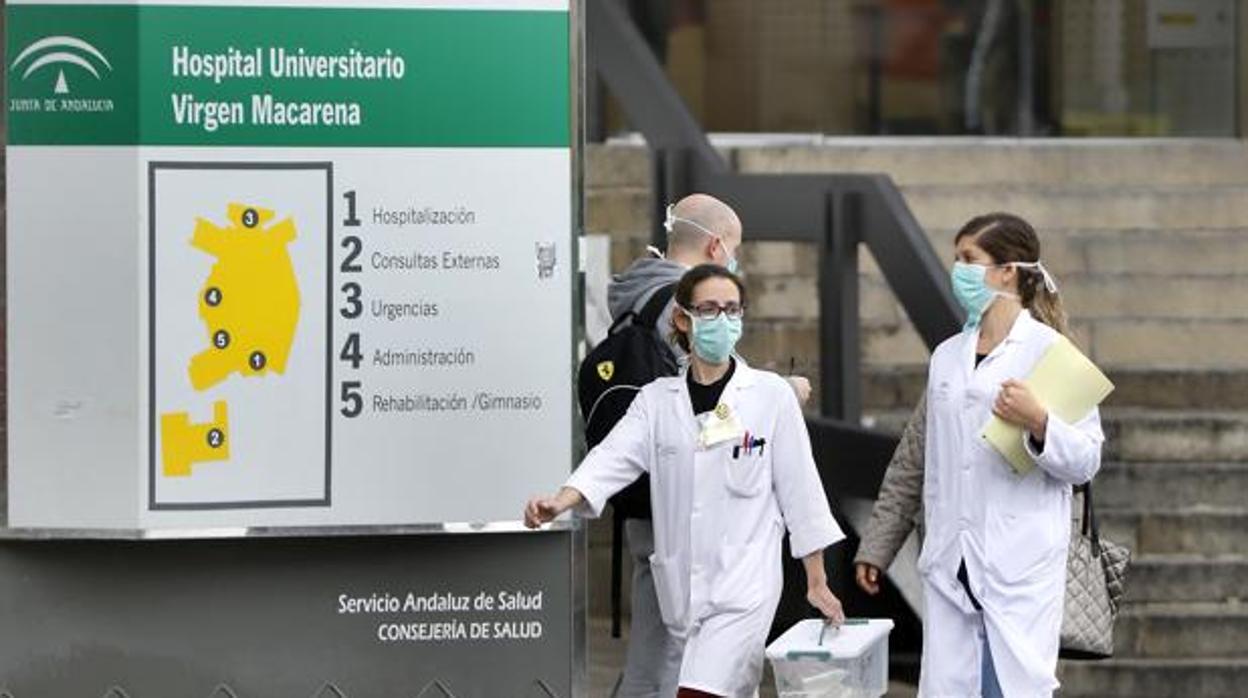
[698, 403, 745, 450]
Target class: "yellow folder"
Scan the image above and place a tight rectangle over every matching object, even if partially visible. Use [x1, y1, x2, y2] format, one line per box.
[981, 336, 1114, 475]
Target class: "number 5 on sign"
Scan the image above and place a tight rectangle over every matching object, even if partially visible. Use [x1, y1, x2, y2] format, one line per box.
[341, 381, 363, 418]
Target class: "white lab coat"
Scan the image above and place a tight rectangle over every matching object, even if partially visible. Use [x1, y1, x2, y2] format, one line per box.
[566, 360, 843, 697]
[918, 311, 1104, 698]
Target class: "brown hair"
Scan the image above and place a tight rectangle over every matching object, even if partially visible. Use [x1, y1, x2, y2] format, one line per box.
[670, 264, 748, 353]
[954, 212, 1069, 336]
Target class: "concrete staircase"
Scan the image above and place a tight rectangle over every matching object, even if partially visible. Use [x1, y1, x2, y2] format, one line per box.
[731, 138, 1248, 373]
[1057, 412, 1248, 697]
[741, 139, 1248, 698]
[586, 138, 1248, 695]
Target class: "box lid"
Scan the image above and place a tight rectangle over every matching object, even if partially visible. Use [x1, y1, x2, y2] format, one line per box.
[765, 618, 895, 662]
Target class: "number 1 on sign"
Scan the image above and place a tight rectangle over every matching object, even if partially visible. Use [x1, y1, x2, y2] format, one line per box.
[342, 190, 361, 227]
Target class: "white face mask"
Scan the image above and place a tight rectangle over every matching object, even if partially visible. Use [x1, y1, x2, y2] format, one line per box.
[950, 260, 1059, 330]
[1007, 261, 1059, 293]
[664, 204, 739, 274]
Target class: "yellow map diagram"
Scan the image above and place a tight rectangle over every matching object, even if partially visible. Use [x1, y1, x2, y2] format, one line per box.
[161, 203, 302, 478]
[161, 401, 230, 477]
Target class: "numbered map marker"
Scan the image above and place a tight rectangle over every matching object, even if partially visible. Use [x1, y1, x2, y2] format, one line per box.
[160, 401, 230, 477]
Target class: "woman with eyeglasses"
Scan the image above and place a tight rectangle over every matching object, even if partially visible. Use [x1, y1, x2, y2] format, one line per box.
[525, 264, 845, 698]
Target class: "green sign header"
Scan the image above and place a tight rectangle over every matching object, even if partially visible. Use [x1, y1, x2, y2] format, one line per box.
[6, 5, 570, 147]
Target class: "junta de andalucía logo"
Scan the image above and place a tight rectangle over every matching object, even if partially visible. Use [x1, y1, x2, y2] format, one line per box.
[10, 35, 116, 114]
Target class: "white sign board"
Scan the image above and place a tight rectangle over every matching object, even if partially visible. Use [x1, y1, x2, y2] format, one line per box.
[5, 0, 574, 531]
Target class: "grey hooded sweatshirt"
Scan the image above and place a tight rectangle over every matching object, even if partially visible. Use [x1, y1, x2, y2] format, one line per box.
[607, 254, 687, 360]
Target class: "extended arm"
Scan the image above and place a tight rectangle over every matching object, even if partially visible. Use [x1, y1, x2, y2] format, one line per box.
[854, 394, 927, 577]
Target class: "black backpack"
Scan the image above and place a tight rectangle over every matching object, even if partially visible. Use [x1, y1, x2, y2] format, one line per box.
[576, 282, 678, 637]
[577, 281, 679, 518]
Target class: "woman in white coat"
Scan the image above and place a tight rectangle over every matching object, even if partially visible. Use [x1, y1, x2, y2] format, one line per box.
[920, 212, 1103, 697]
[525, 264, 846, 698]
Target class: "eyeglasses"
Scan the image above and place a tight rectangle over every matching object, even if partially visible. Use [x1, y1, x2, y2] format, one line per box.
[684, 301, 745, 321]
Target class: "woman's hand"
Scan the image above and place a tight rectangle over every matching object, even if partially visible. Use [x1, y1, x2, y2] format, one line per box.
[806, 582, 846, 625]
[855, 562, 882, 595]
[800, 550, 844, 623]
[994, 379, 1048, 441]
[523, 487, 584, 529]
[803, 551, 843, 621]
[786, 375, 813, 406]
[523, 496, 563, 529]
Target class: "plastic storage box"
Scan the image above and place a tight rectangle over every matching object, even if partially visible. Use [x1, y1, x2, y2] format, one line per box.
[764, 618, 895, 698]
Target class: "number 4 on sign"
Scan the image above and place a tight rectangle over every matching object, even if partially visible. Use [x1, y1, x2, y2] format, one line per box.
[160, 401, 230, 477]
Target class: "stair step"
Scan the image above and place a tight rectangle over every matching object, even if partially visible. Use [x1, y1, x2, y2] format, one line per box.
[1079, 231, 1248, 277]
[1096, 463, 1248, 510]
[868, 275, 1248, 326]
[1116, 603, 1248, 659]
[1122, 555, 1248, 604]
[748, 225, 1248, 282]
[1087, 320, 1248, 372]
[1104, 372, 1248, 411]
[858, 228, 1248, 287]
[1101, 510, 1248, 556]
[861, 409, 1248, 464]
[1104, 410, 1248, 463]
[863, 369, 1248, 412]
[732, 138, 1248, 188]
[1059, 274, 1248, 321]
[902, 184, 1248, 231]
[859, 319, 1248, 373]
[1058, 657, 1248, 698]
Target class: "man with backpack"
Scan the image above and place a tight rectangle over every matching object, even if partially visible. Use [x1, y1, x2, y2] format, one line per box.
[582, 193, 810, 697]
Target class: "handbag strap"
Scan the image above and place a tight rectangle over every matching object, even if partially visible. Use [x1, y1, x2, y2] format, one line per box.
[1077, 482, 1102, 557]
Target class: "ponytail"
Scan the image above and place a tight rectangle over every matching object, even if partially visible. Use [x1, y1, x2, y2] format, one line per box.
[1027, 279, 1070, 337]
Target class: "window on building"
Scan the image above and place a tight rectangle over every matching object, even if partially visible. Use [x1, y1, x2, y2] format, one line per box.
[597, 0, 1240, 138]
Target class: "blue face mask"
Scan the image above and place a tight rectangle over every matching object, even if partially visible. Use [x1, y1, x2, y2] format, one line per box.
[687, 312, 743, 364]
[951, 262, 1001, 330]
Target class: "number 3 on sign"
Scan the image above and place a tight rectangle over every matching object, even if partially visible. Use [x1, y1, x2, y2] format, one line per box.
[340, 281, 362, 319]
